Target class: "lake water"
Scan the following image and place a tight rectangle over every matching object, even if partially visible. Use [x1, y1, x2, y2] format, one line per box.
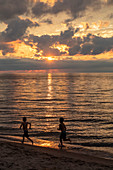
[1, 72, 113, 158]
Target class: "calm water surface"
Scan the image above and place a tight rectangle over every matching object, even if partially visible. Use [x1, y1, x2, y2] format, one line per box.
[1, 72, 113, 158]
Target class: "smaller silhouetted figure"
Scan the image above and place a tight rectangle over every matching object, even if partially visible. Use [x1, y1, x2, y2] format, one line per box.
[58, 117, 71, 147]
[20, 117, 33, 145]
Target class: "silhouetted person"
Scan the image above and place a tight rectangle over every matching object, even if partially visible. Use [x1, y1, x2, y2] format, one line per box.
[58, 117, 71, 147]
[20, 117, 33, 145]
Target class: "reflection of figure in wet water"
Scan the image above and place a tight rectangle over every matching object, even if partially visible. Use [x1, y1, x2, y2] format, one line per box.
[20, 117, 33, 145]
[58, 117, 71, 147]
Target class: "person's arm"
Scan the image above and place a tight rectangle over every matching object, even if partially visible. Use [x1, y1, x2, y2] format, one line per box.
[57, 124, 61, 130]
[64, 124, 66, 131]
[20, 123, 23, 129]
[28, 122, 31, 129]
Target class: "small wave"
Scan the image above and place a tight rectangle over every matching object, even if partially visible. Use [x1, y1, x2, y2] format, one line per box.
[35, 116, 58, 119]
[72, 135, 112, 140]
[0, 135, 21, 142]
[101, 121, 113, 125]
[33, 131, 59, 137]
[0, 126, 18, 130]
[30, 99, 64, 102]
[66, 118, 104, 123]
[72, 142, 113, 147]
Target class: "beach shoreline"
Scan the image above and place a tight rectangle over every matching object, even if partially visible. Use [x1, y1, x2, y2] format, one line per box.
[0, 140, 113, 170]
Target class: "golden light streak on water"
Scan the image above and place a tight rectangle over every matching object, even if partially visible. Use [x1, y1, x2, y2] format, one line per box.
[47, 73, 52, 99]
[35, 139, 59, 148]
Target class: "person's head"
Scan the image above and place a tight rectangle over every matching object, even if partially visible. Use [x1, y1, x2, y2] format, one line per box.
[59, 117, 64, 123]
[23, 117, 26, 122]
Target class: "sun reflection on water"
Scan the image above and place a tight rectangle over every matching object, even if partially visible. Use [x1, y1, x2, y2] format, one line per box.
[47, 73, 52, 99]
[34, 139, 58, 149]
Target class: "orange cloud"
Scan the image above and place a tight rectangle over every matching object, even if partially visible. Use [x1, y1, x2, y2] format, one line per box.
[93, 21, 109, 29]
[99, 21, 109, 28]
[3, 40, 37, 58]
[32, 0, 63, 6]
[50, 42, 69, 54]
[81, 22, 90, 31]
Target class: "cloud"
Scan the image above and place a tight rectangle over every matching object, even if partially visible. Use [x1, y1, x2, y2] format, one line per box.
[26, 27, 113, 57]
[27, 27, 75, 56]
[0, 17, 39, 55]
[32, 1, 50, 17]
[107, 0, 113, 5]
[91, 35, 113, 55]
[32, 0, 101, 19]
[1, 22, 113, 57]
[52, 0, 95, 18]
[1, 17, 39, 42]
[69, 45, 81, 55]
[0, 43, 14, 55]
[0, 0, 28, 21]
[69, 34, 113, 56]
[83, 22, 90, 30]
[60, 27, 74, 39]
[41, 19, 53, 24]
[0, 0, 111, 23]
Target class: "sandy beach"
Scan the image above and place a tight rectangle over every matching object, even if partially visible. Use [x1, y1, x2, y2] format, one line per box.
[0, 140, 113, 170]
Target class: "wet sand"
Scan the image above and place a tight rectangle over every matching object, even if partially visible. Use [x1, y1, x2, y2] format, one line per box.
[0, 140, 113, 170]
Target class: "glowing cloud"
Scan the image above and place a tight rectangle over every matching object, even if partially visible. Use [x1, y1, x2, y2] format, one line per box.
[51, 43, 69, 55]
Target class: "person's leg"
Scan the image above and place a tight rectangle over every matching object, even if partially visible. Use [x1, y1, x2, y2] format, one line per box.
[63, 131, 71, 143]
[60, 136, 63, 146]
[27, 137, 33, 145]
[22, 135, 25, 144]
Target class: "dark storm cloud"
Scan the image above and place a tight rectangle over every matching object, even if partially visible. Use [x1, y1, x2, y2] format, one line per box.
[34, 34, 61, 56]
[0, 0, 28, 21]
[91, 36, 113, 55]
[0, 0, 106, 22]
[107, 0, 113, 5]
[1, 17, 39, 42]
[1, 58, 113, 72]
[32, 0, 100, 18]
[1, 21, 113, 57]
[69, 34, 113, 56]
[29, 33, 60, 56]
[26, 27, 75, 56]
[69, 45, 81, 55]
[0, 17, 39, 55]
[60, 27, 74, 39]
[32, 1, 50, 17]
[51, 0, 96, 18]
[27, 29, 113, 57]
[0, 43, 14, 55]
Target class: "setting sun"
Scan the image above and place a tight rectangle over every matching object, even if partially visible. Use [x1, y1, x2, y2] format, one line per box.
[47, 57, 53, 61]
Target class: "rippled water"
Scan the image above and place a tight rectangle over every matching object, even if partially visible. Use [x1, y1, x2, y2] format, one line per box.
[1, 72, 113, 157]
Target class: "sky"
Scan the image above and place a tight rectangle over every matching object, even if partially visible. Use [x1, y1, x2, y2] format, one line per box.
[0, 0, 113, 72]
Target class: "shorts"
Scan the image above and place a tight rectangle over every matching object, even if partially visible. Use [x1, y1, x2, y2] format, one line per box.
[23, 130, 29, 137]
[60, 131, 66, 140]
